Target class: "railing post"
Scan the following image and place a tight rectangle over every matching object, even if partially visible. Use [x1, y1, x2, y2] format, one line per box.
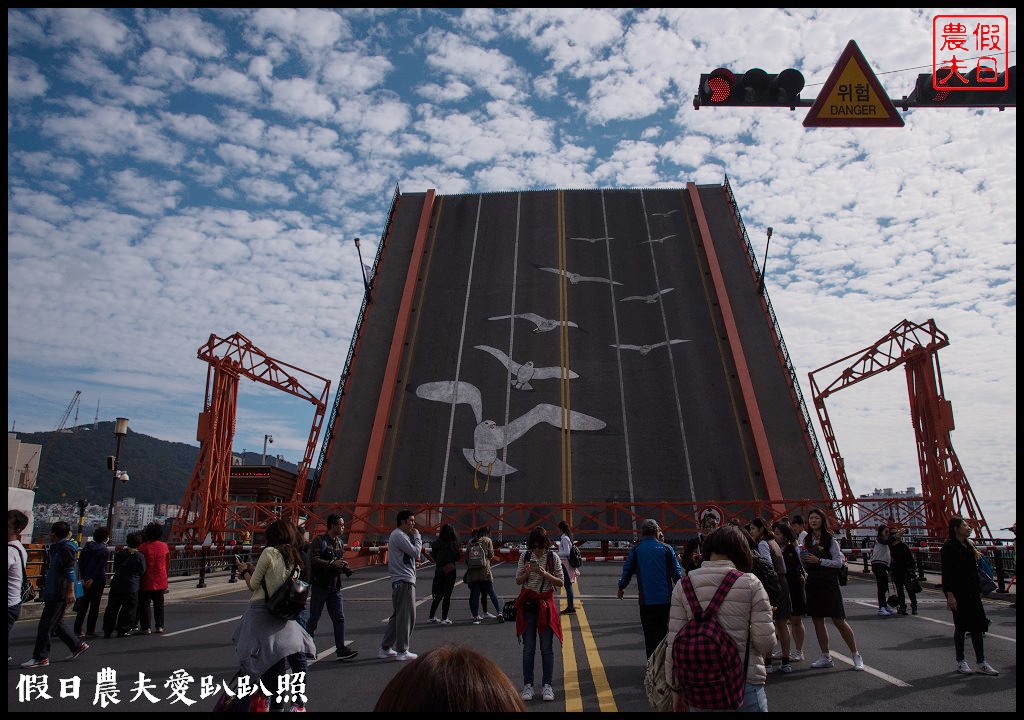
[915, 549, 927, 583]
[197, 544, 208, 589]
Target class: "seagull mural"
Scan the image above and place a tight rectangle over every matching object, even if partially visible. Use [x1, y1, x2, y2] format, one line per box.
[488, 313, 579, 333]
[537, 266, 623, 286]
[610, 339, 692, 356]
[650, 209, 681, 218]
[569, 235, 614, 243]
[641, 234, 677, 245]
[415, 380, 606, 491]
[620, 288, 675, 304]
[474, 345, 579, 390]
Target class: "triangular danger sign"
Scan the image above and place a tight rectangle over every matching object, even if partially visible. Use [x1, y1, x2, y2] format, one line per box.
[804, 40, 904, 127]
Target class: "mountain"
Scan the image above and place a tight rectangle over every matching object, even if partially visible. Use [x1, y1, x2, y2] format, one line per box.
[16, 421, 298, 505]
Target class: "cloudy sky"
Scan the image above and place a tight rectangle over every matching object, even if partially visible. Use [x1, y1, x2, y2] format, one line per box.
[7, 8, 1016, 533]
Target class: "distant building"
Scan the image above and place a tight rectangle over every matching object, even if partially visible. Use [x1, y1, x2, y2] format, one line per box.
[110, 497, 156, 544]
[854, 486, 926, 539]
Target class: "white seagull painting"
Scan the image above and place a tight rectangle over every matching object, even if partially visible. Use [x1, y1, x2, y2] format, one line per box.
[620, 288, 675, 304]
[474, 345, 579, 390]
[610, 339, 691, 356]
[488, 313, 579, 333]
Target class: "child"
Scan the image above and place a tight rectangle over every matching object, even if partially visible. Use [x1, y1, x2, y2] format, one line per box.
[103, 532, 147, 638]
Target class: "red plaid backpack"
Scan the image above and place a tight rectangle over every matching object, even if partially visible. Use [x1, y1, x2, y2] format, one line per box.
[672, 569, 748, 710]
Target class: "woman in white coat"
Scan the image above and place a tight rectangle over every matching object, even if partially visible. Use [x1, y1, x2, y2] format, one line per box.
[664, 524, 776, 712]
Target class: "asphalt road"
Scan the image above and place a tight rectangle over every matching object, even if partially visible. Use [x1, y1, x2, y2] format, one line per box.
[8, 562, 1016, 712]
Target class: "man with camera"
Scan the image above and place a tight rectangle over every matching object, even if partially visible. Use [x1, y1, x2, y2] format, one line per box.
[307, 514, 358, 661]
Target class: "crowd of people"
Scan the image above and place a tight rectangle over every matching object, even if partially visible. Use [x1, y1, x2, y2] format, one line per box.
[7, 506, 1008, 712]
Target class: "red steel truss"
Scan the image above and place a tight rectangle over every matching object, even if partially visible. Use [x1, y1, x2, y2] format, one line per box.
[809, 319, 990, 539]
[173, 333, 330, 543]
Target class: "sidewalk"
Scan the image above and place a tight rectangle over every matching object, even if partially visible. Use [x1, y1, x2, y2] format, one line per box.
[17, 572, 246, 622]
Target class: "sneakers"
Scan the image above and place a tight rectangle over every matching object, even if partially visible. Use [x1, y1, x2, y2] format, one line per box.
[957, 660, 974, 674]
[911, 607, 918, 615]
[496, 615, 505, 623]
[811, 654, 834, 669]
[395, 651, 418, 662]
[790, 650, 804, 662]
[765, 663, 775, 674]
[440, 618, 453, 625]
[521, 684, 534, 701]
[780, 663, 793, 674]
[897, 608, 908, 616]
[560, 607, 576, 615]
[20, 657, 49, 669]
[336, 646, 358, 662]
[141, 628, 152, 635]
[155, 627, 164, 634]
[976, 662, 999, 676]
[66, 643, 90, 661]
[484, 612, 497, 619]
[472, 618, 482, 625]
[878, 607, 893, 616]
[852, 652, 864, 671]
[377, 648, 397, 659]
[542, 684, 555, 702]
[429, 617, 440, 624]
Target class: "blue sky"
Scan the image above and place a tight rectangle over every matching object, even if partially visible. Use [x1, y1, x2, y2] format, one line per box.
[7, 8, 1016, 532]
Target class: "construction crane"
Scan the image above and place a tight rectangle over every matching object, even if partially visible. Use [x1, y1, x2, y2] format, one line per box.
[809, 319, 990, 539]
[173, 333, 330, 544]
[55, 391, 82, 432]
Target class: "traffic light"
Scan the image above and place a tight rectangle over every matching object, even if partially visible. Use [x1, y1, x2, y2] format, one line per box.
[694, 68, 808, 110]
[905, 65, 1016, 109]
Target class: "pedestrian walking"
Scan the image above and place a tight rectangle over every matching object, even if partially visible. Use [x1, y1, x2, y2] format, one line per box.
[379, 510, 423, 661]
[617, 518, 683, 659]
[557, 520, 579, 614]
[514, 526, 564, 702]
[234, 519, 315, 712]
[941, 516, 998, 675]
[8, 510, 30, 662]
[801, 508, 863, 671]
[307, 514, 358, 661]
[103, 532, 146, 638]
[465, 526, 503, 624]
[889, 528, 918, 615]
[427, 524, 460, 624]
[138, 522, 170, 634]
[870, 525, 894, 616]
[681, 514, 719, 574]
[74, 526, 110, 638]
[773, 521, 807, 662]
[20, 522, 89, 668]
[664, 524, 776, 712]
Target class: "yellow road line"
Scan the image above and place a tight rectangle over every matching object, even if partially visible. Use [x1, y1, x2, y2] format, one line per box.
[561, 602, 583, 711]
[568, 579, 618, 712]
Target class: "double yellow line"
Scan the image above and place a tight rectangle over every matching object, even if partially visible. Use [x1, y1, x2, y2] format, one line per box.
[560, 577, 617, 711]
[557, 192, 573, 521]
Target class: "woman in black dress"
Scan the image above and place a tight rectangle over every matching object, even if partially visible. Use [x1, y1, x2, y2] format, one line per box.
[801, 508, 863, 671]
[941, 516, 998, 675]
[774, 521, 806, 662]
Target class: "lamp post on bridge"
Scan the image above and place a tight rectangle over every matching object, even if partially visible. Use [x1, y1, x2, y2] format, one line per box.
[106, 418, 129, 539]
[261, 434, 273, 465]
[355, 237, 371, 296]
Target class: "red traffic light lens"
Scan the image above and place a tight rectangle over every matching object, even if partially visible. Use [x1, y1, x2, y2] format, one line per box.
[707, 68, 735, 104]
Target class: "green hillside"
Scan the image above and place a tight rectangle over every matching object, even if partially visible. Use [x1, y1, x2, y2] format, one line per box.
[17, 421, 297, 505]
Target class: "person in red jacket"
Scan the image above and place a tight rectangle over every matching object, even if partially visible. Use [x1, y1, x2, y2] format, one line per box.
[138, 523, 170, 634]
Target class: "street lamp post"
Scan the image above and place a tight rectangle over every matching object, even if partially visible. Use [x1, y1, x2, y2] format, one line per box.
[354, 237, 371, 295]
[106, 418, 129, 539]
[757, 226, 773, 294]
[262, 434, 273, 465]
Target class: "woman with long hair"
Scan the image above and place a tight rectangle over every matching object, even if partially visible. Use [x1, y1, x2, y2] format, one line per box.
[801, 508, 863, 671]
[466, 526, 503, 624]
[234, 519, 316, 711]
[428, 524, 460, 624]
[514, 526, 563, 702]
[750, 518, 792, 673]
[941, 517, 998, 675]
[556, 520, 579, 614]
[773, 521, 806, 663]
[138, 522, 170, 634]
[664, 525, 776, 712]
[869, 525, 894, 616]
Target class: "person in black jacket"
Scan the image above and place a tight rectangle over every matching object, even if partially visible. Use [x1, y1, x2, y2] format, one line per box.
[103, 532, 146, 638]
[941, 516, 997, 675]
[889, 528, 918, 615]
[307, 514, 357, 661]
[680, 514, 719, 574]
[74, 526, 110, 638]
[427, 524, 461, 624]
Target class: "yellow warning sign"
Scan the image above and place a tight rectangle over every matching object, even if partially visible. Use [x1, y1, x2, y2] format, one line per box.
[804, 40, 904, 127]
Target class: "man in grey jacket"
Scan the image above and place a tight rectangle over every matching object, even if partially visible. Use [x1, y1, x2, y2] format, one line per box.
[378, 510, 422, 662]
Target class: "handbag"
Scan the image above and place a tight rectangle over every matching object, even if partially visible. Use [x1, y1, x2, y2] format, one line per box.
[643, 636, 679, 712]
[977, 564, 997, 596]
[501, 600, 518, 623]
[910, 578, 923, 595]
[261, 566, 310, 620]
[838, 563, 849, 587]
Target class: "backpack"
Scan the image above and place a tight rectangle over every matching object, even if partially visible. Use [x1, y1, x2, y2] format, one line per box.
[672, 570, 748, 711]
[568, 541, 582, 569]
[466, 540, 486, 568]
[9, 543, 36, 604]
[644, 635, 678, 712]
[750, 552, 782, 607]
[262, 565, 310, 621]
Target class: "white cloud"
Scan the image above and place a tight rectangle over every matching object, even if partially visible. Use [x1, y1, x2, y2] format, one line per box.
[7, 56, 49, 100]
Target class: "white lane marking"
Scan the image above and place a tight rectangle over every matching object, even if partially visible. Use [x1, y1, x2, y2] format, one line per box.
[848, 599, 1016, 643]
[163, 615, 242, 637]
[829, 651, 912, 687]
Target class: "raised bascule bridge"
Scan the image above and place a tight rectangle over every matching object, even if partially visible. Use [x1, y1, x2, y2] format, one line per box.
[174, 179, 989, 552]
